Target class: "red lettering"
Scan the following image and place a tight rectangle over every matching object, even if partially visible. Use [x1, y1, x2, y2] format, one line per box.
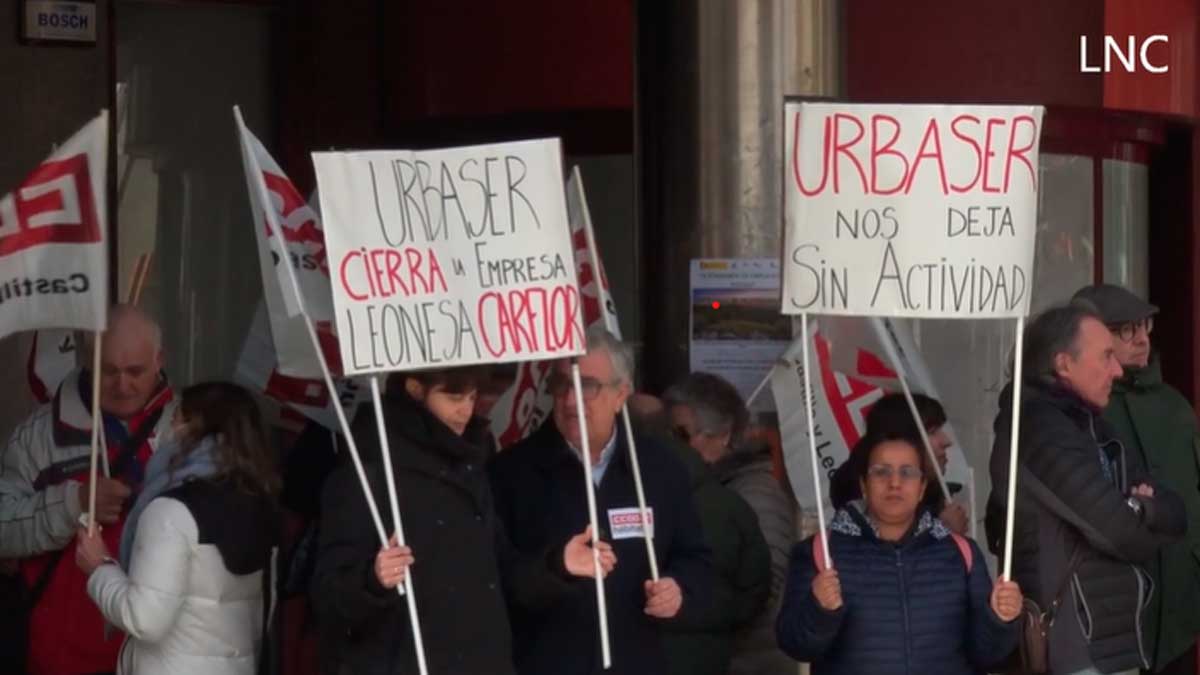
[477, 284, 583, 358]
[981, 118, 1005, 193]
[949, 115, 982, 193]
[384, 249, 409, 296]
[427, 248, 449, 293]
[793, 113, 833, 197]
[405, 247, 428, 293]
[369, 249, 388, 297]
[508, 289, 536, 353]
[905, 119, 949, 194]
[832, 114, 868, 194]
[869, 115, 908, 195]
[555, 285, 583, 350]
[339, 251, 368, 301]
[477, 292, 508, 357]
[1004, 115, 1038, 193]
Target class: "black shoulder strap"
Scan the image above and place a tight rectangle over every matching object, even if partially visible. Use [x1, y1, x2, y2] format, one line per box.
[1046, 547, 1084, 622]
[27, 548, 66, 607]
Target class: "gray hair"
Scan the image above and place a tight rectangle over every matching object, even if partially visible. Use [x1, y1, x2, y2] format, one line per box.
[83, 304, 163, 355]
[663, 371, 748, 442]
[586, 325, 634, 387]
[1023, 299, 1104, 385]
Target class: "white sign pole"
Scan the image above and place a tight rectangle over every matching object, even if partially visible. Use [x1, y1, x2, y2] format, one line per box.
[573, 169, 658, 580]
[368, 376, 427, 675]
[744, 367, 775, 409]
[1002, 315, 1026, 581]
[571, 362, 611, 669]
[619, 406, 659, 581]
[800, 314, 831, 566]
[238, 107, 399, 598]
[86, 333, 103, 537]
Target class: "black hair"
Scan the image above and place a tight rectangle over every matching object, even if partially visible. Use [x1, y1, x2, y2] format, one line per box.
[865, 393, 946, 436]
[1022, 300, 1105, 385]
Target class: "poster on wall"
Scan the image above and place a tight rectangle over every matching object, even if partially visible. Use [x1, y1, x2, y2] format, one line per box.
[689, 258, 791, 411]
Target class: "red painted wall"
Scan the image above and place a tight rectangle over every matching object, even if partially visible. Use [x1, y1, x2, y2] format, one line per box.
[382, 0, 634, 122]
[844, 0, 1104, 107]
[280, 0, 634, 191]
[1103, 0, 1200, 117]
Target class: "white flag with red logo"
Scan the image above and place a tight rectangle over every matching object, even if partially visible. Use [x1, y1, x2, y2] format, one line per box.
[568, 167, 621, 337]
[27, 328, 77, 403]
[234, 107, 340, 378]
[490, 167, 615, 447]
[235, 302, 361, 431]
[774, 317, 971, 512]
[0, 112, 108, 341]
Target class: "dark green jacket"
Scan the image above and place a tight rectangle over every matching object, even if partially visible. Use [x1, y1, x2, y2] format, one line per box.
[662, 444, 771, 675]
[1104, 355, 1200, 671]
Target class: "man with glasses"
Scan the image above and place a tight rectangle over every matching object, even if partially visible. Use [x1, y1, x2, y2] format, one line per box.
[1072, 283, 1200, 675]
[987, 301, 1185, 675]
[488, 326, 712, 675]
[0, 304, 177, 675]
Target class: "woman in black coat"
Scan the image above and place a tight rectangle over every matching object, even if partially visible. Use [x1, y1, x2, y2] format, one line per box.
[311, 367, 615, 675]
[777, 429, 1022, 675]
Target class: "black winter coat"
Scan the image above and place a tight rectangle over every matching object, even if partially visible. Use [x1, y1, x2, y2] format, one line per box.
[777, 504, 1016, 675]
[311, 393, 571, 675]
[985, 380, 1187, 674]
[488, 419, 713, 675]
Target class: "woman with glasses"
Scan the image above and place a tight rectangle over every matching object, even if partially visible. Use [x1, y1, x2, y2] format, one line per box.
[776, 429, 1022, 675]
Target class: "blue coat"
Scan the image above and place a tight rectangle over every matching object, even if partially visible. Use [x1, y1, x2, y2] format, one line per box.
[777, 504, 1017, 675]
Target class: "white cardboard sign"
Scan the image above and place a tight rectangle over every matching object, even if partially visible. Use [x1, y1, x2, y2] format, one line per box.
[782, 103, 1044, 319]
[314, 139, 585, 376]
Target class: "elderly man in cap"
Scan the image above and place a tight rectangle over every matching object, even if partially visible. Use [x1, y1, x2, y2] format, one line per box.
[1073, 283, 1200, 675]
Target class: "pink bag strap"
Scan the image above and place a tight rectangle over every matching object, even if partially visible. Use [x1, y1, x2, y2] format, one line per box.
[950, 532, 974, 573]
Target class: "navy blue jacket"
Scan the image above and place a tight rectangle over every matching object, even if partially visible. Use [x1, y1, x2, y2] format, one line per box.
[777, 504, 1017, 675]
[488, 419, 713, 675]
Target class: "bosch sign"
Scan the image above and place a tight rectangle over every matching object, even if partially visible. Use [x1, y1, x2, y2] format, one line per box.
[22, 1, 97, 44]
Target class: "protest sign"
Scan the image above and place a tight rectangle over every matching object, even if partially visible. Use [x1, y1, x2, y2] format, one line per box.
[314, 139, 585, 376]
[782, 103, 1044, 318]
[0, 112, 108, 341]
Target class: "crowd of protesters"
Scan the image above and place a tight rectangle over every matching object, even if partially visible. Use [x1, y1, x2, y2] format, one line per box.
[1, 281, 1198, 675]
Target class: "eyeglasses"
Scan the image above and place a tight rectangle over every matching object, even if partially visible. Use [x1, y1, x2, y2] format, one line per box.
[866, 464, 924, 482]
[546, 374, 617, 401]
[1108, 318, 1153, 342]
